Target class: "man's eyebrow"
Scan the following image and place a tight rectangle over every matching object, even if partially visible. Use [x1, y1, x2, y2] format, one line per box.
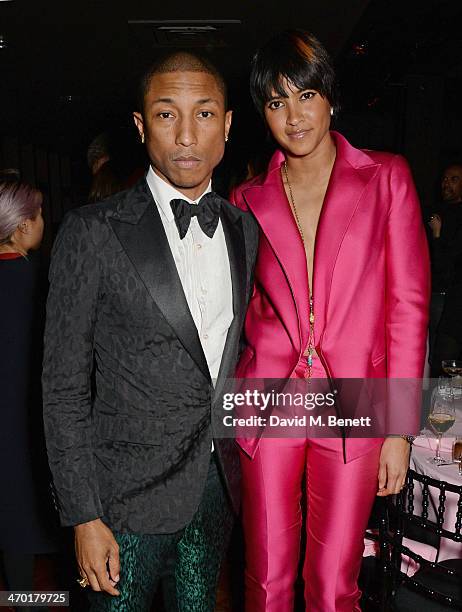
[150, 97, 220, 105]
[150, 97, 175, 105]
[196, 98, 220, 105]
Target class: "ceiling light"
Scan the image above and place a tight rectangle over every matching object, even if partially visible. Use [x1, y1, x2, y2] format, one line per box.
[128, 19, 241, 25]
[128, 19, 241, 34]
[128, 19, 241, 48]
[157, 26, 218, 33]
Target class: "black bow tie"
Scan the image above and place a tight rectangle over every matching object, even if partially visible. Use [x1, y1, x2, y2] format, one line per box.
[170, 192, 221, 240]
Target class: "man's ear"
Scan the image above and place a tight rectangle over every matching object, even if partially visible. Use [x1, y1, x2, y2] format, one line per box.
[133, 112, 145, 143]
[224, 110, 233, 141]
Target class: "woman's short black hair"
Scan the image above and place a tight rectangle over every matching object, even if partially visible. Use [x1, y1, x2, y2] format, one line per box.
[250, 29, 339, 116]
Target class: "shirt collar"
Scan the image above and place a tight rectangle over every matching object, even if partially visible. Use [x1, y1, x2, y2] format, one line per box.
[146, 166, 212, 223]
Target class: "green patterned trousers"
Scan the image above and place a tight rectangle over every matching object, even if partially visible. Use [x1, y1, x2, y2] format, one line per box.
[87, 455, 234, 612]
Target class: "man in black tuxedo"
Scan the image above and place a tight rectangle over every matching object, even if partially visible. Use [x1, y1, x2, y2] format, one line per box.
[42, 51, 258, 611]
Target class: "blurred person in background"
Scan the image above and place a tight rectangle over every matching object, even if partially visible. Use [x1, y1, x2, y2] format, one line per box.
[87, 130, 146, 203]
[0, 180, 57, 610]
[87, 133, 123, 203]
[429, 164, 462, 374]
[88, 160, 123, 204]
[87, 133, 111, 177]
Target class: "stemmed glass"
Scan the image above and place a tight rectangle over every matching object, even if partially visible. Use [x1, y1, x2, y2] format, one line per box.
[453, 438, 462, 477]
[427, 387, 456, 464]
[437, 376, 453, 397]
[442, 360, 462, 394]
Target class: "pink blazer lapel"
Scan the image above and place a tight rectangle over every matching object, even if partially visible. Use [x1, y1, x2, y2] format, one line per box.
[313, 133, 381, 341]
[241, 132, 382, 352]
[242, 151, 309, 351]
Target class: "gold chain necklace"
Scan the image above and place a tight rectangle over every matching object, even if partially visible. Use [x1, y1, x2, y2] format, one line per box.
[282, 161, 315, 379]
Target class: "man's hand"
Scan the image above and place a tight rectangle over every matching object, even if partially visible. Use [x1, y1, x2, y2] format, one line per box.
[74, 518, 120, 595]
[376, 437, 410, 496]
[428, 214, 442, 238]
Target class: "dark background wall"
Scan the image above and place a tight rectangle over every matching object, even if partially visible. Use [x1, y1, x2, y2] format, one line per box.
[1, 0, 462, 251]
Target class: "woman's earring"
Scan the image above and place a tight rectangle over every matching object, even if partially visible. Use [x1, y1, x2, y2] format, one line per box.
[141, 134, 145, 144]
[330, 108, 334, 116]
[225, 136, 229, 142]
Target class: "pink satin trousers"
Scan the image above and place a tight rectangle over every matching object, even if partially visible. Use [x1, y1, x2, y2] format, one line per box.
[239, 360, 381, 611]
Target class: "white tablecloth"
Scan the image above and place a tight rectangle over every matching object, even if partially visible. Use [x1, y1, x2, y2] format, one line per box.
[410, 432, 462, 562]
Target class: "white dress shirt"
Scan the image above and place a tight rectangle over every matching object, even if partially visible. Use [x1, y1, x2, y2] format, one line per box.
[146, 166, 234, 384]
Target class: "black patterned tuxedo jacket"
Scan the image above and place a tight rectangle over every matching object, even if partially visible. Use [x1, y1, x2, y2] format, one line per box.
[42, 178, 258, 534]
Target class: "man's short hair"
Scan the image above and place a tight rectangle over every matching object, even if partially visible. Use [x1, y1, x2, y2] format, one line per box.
[137, 50, 228, 113]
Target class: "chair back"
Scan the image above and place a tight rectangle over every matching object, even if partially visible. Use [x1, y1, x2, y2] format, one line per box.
[379, 469, 462, 610]
[401, 469, 462, 543]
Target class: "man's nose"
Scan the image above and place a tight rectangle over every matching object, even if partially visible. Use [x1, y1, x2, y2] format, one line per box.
[175, 118, 197, 147]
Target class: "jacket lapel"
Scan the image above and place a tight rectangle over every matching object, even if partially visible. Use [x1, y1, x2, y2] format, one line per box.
[312, 133, 381, 342]
[213, 199, 247, 398]
[109, 180, 211, 383]
[241, 133, 381, 352]
[242, 151, 308, 350]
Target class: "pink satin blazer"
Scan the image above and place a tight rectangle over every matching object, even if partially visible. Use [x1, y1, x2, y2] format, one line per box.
[230, 132, 431, 460]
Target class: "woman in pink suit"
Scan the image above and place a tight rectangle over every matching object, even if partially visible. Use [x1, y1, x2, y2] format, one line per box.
[230, 30, 430, 611]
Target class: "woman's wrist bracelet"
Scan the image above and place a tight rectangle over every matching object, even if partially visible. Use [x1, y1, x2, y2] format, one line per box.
[387, 435, 416, 445]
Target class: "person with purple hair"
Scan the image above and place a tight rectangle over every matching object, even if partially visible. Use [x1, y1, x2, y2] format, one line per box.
[0, 181, 56, 610]
[0, 181, 43, 256]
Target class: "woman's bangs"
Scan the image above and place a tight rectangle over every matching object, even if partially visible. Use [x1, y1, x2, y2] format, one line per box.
[260, 60, 321, 103]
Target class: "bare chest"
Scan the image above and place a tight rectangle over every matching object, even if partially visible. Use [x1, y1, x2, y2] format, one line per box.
[283, 179, 328, 287]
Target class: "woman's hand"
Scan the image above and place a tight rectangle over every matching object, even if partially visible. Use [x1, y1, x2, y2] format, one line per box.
[376, 437, 410, 496]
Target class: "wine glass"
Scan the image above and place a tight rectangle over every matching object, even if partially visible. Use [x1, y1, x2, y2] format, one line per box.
[427, 389, 456, 464]
[442, 360, 462, 394]
[453, 437, 462, 477]
[430, 377, 452, 410]
[438, 376, 453, 396]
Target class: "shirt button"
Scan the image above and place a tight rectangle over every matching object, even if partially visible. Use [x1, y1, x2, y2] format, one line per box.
[203, 334, 209, 340]
[196, 244, 202, 250]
